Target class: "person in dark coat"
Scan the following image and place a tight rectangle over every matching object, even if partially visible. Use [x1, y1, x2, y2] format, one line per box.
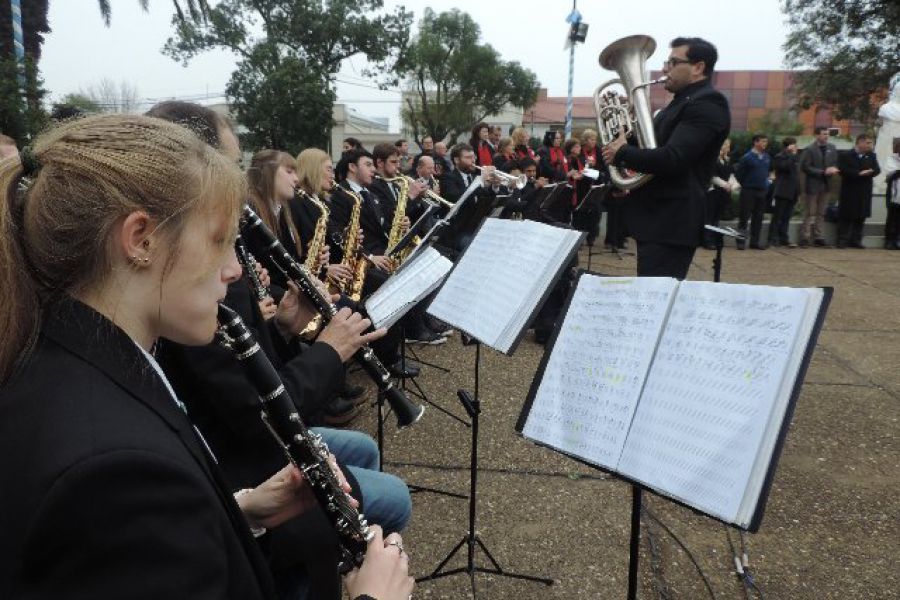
[767, 137, 801, 247]
[603, 36, 731, 278]
[799, 126, 840, 246]
[884, 140, 900, 250]
[836, 134, 881, 248]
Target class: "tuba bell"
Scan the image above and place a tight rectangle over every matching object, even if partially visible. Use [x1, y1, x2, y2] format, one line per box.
[594, 34, 668, 191]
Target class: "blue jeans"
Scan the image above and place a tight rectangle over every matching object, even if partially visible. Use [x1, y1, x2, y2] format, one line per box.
[311, 427, 412, 534]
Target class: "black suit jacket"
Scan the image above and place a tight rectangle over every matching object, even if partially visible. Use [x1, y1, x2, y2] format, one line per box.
[0, 298, 275, 599]
[436, 169, 497, 255]
[837, 150, 881, 219]
[614, 78, 731, 247]
[329, 183, 389, 261]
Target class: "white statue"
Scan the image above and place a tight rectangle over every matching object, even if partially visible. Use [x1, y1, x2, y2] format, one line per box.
[878, 72, 900, 121]
[874, 71, 900, 197]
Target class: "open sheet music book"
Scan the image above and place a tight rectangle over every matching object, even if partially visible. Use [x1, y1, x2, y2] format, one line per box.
[427, 218, 584, 355]
[364, 246, 453, 330]
[516, 274, 831, 530]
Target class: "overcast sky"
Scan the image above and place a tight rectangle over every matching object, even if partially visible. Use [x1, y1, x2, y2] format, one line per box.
[41, 0, 790, 129]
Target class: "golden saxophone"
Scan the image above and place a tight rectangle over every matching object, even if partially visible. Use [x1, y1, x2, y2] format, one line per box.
[340, 188, 367, 302]
[381, 175, 411, 270]
[298, 189, 330, 277]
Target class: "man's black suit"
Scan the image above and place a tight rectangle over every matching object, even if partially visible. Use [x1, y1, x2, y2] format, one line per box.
[328, 183, 390, 263]
[0, 298, 276, 599]
[836, 149, 881, 246]
[438, 169, 497, 256]
[613, 78, 730, 278]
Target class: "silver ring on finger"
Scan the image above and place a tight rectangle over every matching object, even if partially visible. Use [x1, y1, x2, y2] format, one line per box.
[387, 540, 404, 555]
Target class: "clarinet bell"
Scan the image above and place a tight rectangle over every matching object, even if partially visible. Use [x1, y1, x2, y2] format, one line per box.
[385, 387, 425, 428]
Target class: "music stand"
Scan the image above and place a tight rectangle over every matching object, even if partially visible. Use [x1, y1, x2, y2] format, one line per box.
[573, 184, 609, 271]
[416, 341, 554, 595]
[704, 224, 745, 283]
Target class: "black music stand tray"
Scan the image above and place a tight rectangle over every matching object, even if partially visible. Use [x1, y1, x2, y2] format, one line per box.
[704, 224, 745, 283]
[417, 341, 554, 596]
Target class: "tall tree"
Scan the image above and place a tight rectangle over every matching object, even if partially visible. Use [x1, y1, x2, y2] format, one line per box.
[96, 1, 208, 26]
[164, 0, 412, 154]
[782, 0, 900, 125]
[0, 0, 49, 141]
[396, 8, 539, 144]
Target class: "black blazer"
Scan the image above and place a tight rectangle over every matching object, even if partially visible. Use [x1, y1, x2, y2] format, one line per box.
[837, 150, 881, 219]
[614, 78, 731, 247]
[0, 298, 276, 599]
[329, 183, 390, 260]
[436, 169, 497, 255]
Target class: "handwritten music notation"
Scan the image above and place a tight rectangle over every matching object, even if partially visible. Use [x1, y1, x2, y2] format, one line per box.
[428, 219, 582, 353]
[618, 282, 810, 522]
[522, 276, 678, 468]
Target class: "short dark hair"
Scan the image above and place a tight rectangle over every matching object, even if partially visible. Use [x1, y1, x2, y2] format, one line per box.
[751, 134, 768, 145]
[814, 126, 830, 135]
[670, 37, 718, 76]
[394, 139, 407, 147]
[372, 142, 399, 167]
[336, 147, 374, 180]
[517, 157, 537, 171]
[781, 136, 797, 147]
[564, 138, 582, 155]
[855, 133, 870, 143]
[146, 100, 232, 148]
[450, 143, 474, 162]
[343, 137, 363, 150]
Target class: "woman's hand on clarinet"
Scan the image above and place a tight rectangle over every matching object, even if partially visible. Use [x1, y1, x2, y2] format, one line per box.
[274, 281, 319, 340]
[254, 260, 271, 289]
[236, 464, 316, 530]
[258, 296, 277, 321]
[326, 452, 359, 508]
[317, 307, 386, 362]
[344, 526, 415, 600]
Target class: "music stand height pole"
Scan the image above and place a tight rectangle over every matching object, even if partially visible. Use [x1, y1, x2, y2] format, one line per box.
[627, 485, 642, 600]
[713, 233, 724, 283]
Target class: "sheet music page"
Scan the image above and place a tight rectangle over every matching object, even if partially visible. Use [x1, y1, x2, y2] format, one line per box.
[618, 282, 810, 524]
[521, 276, 679, 468]
[364, 246, 453, 330]
[427, 219, 580, 353]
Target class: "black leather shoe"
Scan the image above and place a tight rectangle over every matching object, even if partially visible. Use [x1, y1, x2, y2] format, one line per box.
[405, 330, 447, 346]
[388, 360, 421, 379]
[322, 397, 362, 427]
[341, 383, 365, 399]
[814, 238, 828, 247]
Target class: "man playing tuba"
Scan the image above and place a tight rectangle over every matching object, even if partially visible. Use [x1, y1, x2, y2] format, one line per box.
[602, 36, 730, 280]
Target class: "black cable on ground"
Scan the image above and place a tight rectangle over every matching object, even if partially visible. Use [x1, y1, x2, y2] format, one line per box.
[642, 505, 717, 600]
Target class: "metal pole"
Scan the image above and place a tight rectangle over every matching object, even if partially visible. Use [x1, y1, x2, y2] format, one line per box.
[10, 0, 26, 90]
[564, 0, 577, 140]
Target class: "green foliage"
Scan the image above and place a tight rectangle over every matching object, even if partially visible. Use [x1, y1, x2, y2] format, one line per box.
[0, 58, 47, 143]
[397, 8, 540, 143]
[57, 93, 102, 114]
[748, 110, 804, 137]
[96, 1, 206, 27]
[782, 0, 900, 125]
[164, 0, 412, 153]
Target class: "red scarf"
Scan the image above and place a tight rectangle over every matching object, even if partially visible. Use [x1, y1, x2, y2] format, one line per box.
[549, 146, 566, 172]
[477, 141, 493, 167]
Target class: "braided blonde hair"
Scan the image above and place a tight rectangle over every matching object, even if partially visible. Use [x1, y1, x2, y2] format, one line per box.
[0, 113, 246, 383]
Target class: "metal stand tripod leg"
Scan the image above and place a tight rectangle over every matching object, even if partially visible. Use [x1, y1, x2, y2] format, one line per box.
[416, 343, 554, 596]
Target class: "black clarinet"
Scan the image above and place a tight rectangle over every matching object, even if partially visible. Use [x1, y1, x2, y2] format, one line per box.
[235, 235, 269, 302]
[215, 303, 371, 572]
[240, 205, 425, 428]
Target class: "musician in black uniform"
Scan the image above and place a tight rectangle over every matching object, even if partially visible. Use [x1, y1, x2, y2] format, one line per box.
[146, 102, 414, 599]
[0, 113, 413, 600]
[603, 36, 731, 279]
[329, 148, 419, 377]
[438, 143, 500, 255]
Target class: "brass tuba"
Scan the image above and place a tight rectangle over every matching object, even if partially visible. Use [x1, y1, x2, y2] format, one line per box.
[594, 34, 667, 190]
